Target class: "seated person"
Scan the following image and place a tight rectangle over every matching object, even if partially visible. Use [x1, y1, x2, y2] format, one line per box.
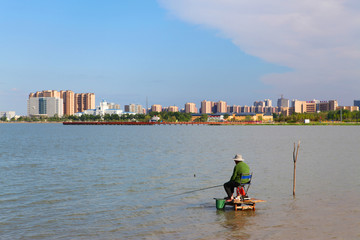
[223, 154, 250, 202]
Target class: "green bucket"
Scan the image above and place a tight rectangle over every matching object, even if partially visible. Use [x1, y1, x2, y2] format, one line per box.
[215, 198, 226, 209]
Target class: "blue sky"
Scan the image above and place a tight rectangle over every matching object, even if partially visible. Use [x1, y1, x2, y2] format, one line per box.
[1, 0, 359, 115]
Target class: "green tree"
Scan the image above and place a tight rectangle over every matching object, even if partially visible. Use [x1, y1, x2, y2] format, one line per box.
[199, 114, 208, 122]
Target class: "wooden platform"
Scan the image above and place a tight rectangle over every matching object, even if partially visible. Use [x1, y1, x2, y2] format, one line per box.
[225, 198, 266, 211]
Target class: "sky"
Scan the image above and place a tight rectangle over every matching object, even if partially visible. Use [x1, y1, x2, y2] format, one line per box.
[1, 0, 360, 115]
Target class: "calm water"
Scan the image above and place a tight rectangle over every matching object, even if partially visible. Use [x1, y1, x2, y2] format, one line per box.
[0, 124, 359, 239]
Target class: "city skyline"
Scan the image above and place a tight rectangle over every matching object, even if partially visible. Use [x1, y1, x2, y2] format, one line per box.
[4, 87, 360, 117]
[1, 1, 360, 115]
[22, 89, 360, 118]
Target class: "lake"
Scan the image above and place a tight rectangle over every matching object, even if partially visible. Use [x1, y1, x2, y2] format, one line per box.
[0, 124, 359, 239]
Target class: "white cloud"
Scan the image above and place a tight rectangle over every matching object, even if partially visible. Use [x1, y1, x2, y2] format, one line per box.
[159, 0, 360, 104]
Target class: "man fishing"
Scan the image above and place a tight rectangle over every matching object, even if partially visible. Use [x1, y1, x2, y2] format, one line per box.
[224, 154, 250, 202]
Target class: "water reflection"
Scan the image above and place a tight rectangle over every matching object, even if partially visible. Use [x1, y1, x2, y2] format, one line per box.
[215, 208, 255, 239]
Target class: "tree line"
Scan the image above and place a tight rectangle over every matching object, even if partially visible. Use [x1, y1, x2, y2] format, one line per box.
[2, 109, 360, 123]
[2, 112, 192, 123]
[273, 110, 360, 123]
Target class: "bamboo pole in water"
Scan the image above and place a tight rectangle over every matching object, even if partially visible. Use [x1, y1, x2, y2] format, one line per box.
[293, 141, 300, 196]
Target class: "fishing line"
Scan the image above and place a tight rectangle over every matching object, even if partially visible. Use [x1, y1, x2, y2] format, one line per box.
[165, 184, 223, 199]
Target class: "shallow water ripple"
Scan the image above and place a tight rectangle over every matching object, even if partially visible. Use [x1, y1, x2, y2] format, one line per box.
[0, 124, 359, 239]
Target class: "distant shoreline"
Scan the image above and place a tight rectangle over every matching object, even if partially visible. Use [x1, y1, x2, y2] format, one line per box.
[1, 121, 360, 126]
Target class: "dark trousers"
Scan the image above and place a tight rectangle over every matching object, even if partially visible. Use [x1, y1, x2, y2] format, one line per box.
[224, 180, 240, 198]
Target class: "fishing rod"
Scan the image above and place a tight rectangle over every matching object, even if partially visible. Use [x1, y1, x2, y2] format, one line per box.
[165, 184, 223, 199]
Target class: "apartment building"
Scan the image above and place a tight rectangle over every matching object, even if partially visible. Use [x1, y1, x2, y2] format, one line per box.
[60, 90, 75, 116]
[108, 102, 121, 110]
[289, 100, 339, 115]
[337, 106, 359, 111]
[124, 104, 144, 113]
[151, 104, 162, 112]
[168, 106, 179, 112]
[28, 96, 63, 117]
[277, 95, 289, 108]
[28, 90, 95, 117]
[329, 100, 338, 111]
[75, 93, 95, 113]
[217, 101, 227, 113]
[200, 100, 212, 114]
[228, 105, 241, 113]
[184, 103, 197, 113]
[264, 99, 272, 107]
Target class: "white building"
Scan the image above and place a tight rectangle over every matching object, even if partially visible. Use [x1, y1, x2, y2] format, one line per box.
[0, 111, 16, 120]
[207, 114, 224, 122]
[75, 100, 125, 117]
[27, 97, 63, 117]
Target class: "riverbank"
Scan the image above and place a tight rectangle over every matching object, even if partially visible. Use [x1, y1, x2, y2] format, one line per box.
[62, 121, 360, 126]
[1, 121, 360, 125]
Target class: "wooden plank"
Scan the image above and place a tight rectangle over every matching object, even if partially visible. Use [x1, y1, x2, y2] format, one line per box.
[235, 205, 255, 211]
[223, 197, 265, 211]
[233, 198, 266, 204]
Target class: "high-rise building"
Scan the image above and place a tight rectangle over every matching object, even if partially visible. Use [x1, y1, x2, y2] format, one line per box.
[28, 90, 63, 117]
[168, 106, 179, 112]
[254, 101, 265, 107]
[212, 102, 218, 113]
[124, 104, 136, 113]
[319, 101, 330, 112]
[151, 104, 162, 112]
[217, 100, 227, 113]
[228, 105, 241, 113]
[60, 90, 75, 116]
[264, 106, 276, 114]
[29, 90, 95, 116]
[291, 100, 306, 113]
[329, 100, 338, 111]
[185, 103, 197, 113]
[241, 105, 250, 113]
[108, 102, 121, 110]
[255, 106, 264, 113]
[75, 93, 95, 113]
[28, 96, 63, 117]
[124, 104, 143, 113]
[137, 105, 145, 114]
[305, 101, 316, 113]
[201, 100, 212, 114]
[264, 99, 272, 107]
[338, 106, 359, 112]
[277, 95, 289, 108]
